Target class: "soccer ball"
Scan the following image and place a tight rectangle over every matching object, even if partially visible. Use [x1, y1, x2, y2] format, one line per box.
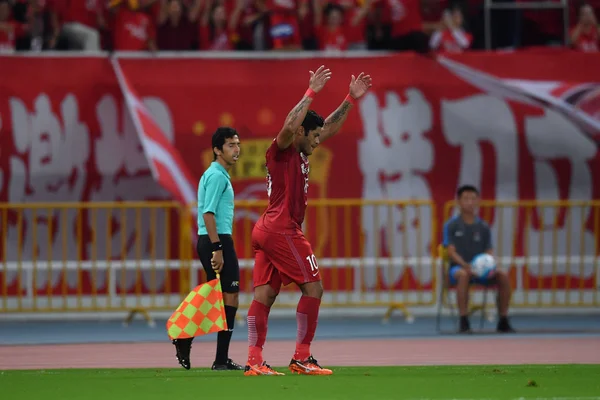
[470, 253, 497, 279]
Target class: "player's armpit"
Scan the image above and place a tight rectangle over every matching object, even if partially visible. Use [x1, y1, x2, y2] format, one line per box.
[320, 99, 353, 143]
[277, 95, 314, 150]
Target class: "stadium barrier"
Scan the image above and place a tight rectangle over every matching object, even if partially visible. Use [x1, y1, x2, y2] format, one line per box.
[1, 200, 599, 323]
[0, 200, 437, 322]
[442, 200, 600, 311]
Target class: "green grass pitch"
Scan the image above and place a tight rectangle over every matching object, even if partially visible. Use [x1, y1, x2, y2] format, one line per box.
[2, 365, 599, 400]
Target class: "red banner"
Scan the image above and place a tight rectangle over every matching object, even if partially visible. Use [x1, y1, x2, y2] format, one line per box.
[1, 51, 599, 300]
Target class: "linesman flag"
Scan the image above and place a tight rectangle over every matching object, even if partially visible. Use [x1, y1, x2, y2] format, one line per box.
[166, 277, 228, 340]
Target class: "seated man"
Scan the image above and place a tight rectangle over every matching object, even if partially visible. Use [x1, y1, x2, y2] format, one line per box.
[442, 185, 515, 334]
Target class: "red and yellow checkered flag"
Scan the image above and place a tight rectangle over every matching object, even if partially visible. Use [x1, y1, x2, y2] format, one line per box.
[166, 276, 228, 340]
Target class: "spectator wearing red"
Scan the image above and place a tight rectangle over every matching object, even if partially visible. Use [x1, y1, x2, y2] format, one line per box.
[384, 0, 428, 53]
[111, 0, 157, 51]
[59, 0, 101, 50]
[297, 0, 317, 50]
[316, 2, 347, 51]
[11, 0, 61, 51]
[429, 6, 471, 53]
[365, 0, 390, 50]
[156, 0, 195, 50]
[570, 3, 599, 52]
[198, 0, 233, 50]
[328, 0, 372, 50]
[0, 0, 28, 52]
[266, 0, 301, 50]
[228, 0, 270, 50]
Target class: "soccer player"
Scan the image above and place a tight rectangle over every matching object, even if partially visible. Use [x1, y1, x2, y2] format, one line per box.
[244, 65, 372, 376]
[172, 127, 244, 371]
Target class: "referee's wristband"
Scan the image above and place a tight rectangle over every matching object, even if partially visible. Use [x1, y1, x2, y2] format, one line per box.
[211, 242, 223, 252]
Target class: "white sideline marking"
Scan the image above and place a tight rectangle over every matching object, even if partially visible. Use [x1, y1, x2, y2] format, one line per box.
[409, 398, 600, 400]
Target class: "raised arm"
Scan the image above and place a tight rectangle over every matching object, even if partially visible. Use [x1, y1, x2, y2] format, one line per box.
[276, 65, 332, 150]
[320, 72, 373, 143]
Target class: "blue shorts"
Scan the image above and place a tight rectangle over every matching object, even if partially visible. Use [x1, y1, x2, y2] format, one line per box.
[449, 265, 495, 286]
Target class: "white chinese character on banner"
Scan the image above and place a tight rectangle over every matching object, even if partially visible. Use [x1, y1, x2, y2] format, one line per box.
[442, 94, 597, 283]
[92, 94, 174, 292]
[525, 109, 596, 281]
[441, 94, 519, 263]
[6, 94, 90, 290]
[358, 89, 434, 289]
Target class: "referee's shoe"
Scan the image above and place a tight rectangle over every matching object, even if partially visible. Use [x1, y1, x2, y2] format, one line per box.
[212, 359, 244, 371]
[172, 338, 192, 370]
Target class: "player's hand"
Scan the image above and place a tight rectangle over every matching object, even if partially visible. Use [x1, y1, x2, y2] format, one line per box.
[211, 250, 224, 274]
[309, 65, 332, 93]
[349, 72, 372, 100]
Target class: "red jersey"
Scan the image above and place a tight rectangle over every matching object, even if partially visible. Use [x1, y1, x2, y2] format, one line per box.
[385, 0, 422, 37]
[430, 28, 472, 53]
[113, 8, 154, 51]
[571, 26, 599, 52]
[257, 140, 309, 234]
[267, 0, 301, 48]
[329, 0, 368, 43]
[0, 22, 25, 51]
[199, 25, 233, 50]
[317, 25, 348, 50]
[60, 0, 100, 28]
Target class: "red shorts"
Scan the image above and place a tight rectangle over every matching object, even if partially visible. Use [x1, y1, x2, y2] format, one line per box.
[251, 226, 321, 292]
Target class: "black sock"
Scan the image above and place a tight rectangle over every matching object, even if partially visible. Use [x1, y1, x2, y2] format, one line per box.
[460, 316, 470, 327]
[215, 305, 237, 364]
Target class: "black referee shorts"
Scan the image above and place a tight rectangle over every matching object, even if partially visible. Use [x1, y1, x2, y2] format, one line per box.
[196, 234, 240, 294]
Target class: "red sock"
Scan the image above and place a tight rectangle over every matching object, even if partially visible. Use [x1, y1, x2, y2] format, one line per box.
[294, 295, 321, 361]
[247, 300, 270, 366]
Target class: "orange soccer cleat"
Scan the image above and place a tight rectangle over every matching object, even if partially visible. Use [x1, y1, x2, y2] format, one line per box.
[288, 355, 333, 375]
[244, 362, 285, 376]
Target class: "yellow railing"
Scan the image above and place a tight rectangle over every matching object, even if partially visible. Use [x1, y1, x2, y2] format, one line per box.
[1, 199, 598, 321]
[0, 200, 437, 321]
[442, 200, 600, 308]
[0, 202, 189, 323]
[219, 199, 437, 321]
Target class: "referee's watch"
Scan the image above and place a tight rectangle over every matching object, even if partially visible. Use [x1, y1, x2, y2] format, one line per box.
[211, 242, 223, 252]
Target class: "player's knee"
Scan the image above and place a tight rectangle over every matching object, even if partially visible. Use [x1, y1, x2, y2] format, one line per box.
[223, 292, 239, 308]
[254, 284, 278, 308]
[300, 281, 323, 299]
[495, 269, 511, 286]
[455, 268, 469, 284]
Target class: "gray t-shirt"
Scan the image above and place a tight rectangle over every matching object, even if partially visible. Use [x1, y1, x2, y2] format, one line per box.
[443, 216, 492, 266]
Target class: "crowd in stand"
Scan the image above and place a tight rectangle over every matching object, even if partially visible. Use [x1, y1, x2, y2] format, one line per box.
[0, 0, 598, 53]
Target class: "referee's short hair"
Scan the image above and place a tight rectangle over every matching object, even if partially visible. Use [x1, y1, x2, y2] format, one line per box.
[212, 127, 239, 160]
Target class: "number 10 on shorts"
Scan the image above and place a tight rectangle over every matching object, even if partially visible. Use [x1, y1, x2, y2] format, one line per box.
[306, 254, 319, 275]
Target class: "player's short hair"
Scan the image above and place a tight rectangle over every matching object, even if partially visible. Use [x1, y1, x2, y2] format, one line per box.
[212, 127, 239, 160]
[301, 110, 325, 136]
[456, 184, 479, 198]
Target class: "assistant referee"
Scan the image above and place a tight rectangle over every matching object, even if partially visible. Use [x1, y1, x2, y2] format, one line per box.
[172, 127, 243, 371]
